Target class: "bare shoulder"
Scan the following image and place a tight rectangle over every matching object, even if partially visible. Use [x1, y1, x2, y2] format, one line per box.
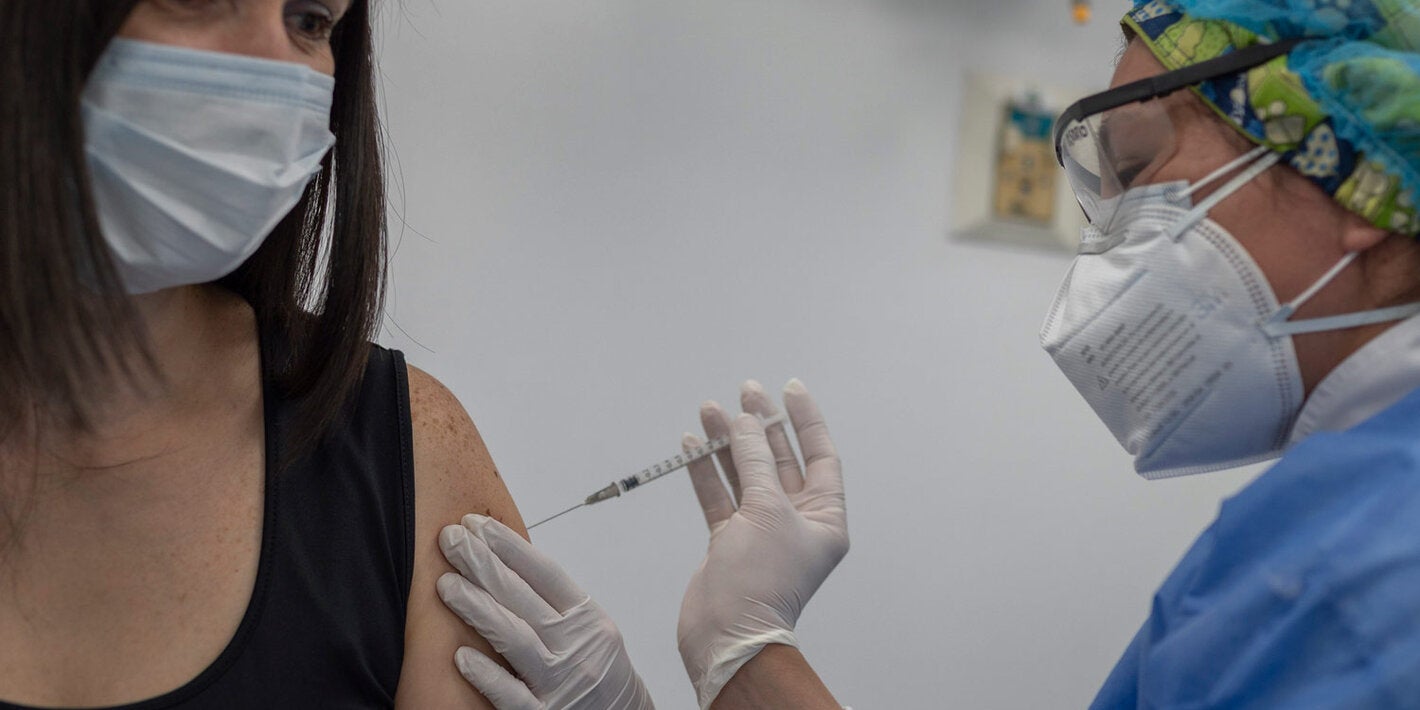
[395, 363, 526, 708]
[403, 363, 524, 529]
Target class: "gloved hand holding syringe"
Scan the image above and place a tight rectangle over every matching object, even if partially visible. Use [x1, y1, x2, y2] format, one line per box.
[527, 412, 789, 529]
[439, 380, 847, 709]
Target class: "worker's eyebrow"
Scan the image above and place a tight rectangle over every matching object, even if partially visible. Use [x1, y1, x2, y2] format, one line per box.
[1099, 114, 1116, 159]
[1097, 107, 1149, 163]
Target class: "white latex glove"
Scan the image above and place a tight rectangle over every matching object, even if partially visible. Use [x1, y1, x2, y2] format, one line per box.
[437, 514, 655, 710]
[678, 379, 849, 709]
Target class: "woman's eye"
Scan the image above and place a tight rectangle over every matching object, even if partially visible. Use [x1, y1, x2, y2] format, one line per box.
[286, 1, 336, 41]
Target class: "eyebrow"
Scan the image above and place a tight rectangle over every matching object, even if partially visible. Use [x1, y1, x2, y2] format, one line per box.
[330, 0, 355, 21]
[1097, 109, 1143, 160]
[1098, 114, 1116, 159]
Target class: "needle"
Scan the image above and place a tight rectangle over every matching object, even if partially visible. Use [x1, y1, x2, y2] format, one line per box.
[525, 412, 788, 530]
[528, 502, 586, 530]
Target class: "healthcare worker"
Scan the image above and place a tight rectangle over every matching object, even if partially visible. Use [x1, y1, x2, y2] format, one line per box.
[435, 0, 1420, 707]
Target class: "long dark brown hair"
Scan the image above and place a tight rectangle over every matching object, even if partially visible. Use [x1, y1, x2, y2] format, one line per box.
[0, 0, 387, 462]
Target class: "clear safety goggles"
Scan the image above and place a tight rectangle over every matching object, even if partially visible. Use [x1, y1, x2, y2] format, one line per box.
[1053, 38, 1302, 233]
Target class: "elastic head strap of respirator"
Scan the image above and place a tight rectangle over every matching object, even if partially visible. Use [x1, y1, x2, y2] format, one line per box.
[1262, 251, 1420, 336]
[1076, 147, 1276, 255]
[1163, 146, 1277, 241]
[1158, 145, 1420, 337]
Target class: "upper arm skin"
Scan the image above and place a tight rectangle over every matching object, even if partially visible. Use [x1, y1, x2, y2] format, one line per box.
[394, 364, 528, 708]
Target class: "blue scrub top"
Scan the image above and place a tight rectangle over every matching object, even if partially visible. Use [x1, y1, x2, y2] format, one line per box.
[1091, 385, 1420, 709]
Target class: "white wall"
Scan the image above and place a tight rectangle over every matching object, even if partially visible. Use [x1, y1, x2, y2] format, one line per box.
[374, 2, 1264, 707]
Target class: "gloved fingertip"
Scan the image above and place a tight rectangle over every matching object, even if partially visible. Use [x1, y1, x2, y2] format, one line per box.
[784, 377, 807, 395]
[741, 379, 765, 395]
[469, 515, 511, 546]
[683, 432, 702, 449]
[700, 400, 722, 416]
[461, 512, 491, 530]
[453, 646, 482, 677]
[439, 524, 468, 552]
[436, 571, 464, 601]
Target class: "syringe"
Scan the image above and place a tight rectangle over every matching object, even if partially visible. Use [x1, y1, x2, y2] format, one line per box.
[527, 413, 788, 529]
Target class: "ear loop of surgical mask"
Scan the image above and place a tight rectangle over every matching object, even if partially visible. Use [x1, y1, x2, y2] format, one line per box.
[1157, 146, 1420, 337]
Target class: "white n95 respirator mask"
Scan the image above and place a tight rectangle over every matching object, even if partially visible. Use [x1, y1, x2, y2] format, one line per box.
[1039, 147, 1420, 479]
[81, 38, 337, 294]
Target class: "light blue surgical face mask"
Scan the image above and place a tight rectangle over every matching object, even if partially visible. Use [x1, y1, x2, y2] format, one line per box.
[1041, 147, 1420, 478]
[82, 39, 337, 294]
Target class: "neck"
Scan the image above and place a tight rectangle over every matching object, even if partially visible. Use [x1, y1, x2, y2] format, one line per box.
[21, 285, 250, 471]
[0, 285, 261, 554]
[81, 286, 211, 428]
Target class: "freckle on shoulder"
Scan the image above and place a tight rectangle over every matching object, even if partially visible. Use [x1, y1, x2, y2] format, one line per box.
[403, 362, 526, 534]
[406, 366, 472, 451]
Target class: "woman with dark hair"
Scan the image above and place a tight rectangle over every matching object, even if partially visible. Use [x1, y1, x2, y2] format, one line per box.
[0, 1, 528, 706]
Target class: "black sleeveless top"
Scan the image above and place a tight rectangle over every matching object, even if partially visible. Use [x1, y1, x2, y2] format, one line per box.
[1, 340, 416, 709]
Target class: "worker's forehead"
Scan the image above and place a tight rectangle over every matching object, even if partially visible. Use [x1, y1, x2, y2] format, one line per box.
[1110, 40, 1168, 89]
[1101, 40, 1202, 142]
